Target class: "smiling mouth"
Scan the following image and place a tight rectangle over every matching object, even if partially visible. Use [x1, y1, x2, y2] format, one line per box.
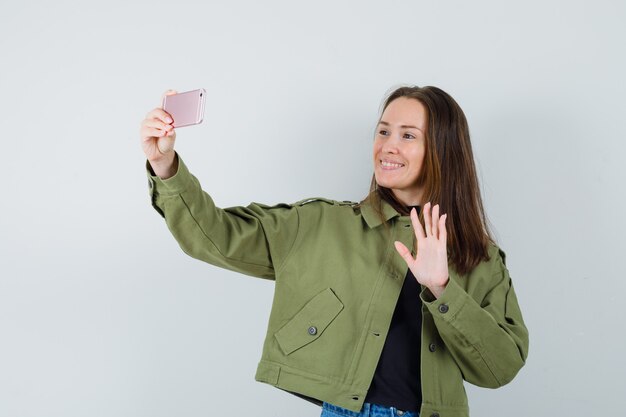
[380, 160, 405, 170]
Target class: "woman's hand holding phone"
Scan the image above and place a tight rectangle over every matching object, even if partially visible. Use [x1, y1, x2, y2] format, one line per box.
[140, 89, 178, 179]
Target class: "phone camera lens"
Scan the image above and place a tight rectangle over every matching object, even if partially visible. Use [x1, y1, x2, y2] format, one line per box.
[200, 93, 203, 97]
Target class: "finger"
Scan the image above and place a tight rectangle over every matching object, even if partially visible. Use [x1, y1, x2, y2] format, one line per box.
[141, 126, 168, 140]
[424, 202, 432, 237]
[141, 123, 169, 137]
[146, 108, 174, 124]
[411, 207, 426, 241]
[432, 204, 440, 239]
[145, 119, 173, 131]
[394, 241, 414, 266]
[440, 214, 447, 245]
[160, 89, 178, 107]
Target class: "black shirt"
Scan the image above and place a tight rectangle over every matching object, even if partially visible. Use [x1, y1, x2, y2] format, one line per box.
[364, 205, 422, 412]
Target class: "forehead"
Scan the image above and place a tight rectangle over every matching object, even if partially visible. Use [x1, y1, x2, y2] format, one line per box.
[380, 97, 427, 129]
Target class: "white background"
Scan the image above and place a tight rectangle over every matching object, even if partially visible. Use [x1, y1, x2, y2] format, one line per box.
[1, 1, 624, 416]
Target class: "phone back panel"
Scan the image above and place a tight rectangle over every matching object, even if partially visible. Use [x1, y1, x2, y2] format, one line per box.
[162, 89, 206, 128]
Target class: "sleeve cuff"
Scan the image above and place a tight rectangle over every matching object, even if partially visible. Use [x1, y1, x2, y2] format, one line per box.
[420, 276, 469, 321]
[145, 152, 194, 196]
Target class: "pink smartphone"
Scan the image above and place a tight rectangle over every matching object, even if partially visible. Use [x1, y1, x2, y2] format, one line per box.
[162, 88, 206, 128]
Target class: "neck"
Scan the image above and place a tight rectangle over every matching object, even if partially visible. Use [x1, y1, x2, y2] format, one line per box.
[391, 189, 423, 207]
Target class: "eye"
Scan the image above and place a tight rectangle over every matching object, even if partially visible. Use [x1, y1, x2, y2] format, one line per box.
[403, 133, 415, 139]
[378, 129, 389, 136]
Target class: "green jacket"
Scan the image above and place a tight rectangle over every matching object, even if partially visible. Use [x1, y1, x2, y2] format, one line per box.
[146, 152, 529, 417]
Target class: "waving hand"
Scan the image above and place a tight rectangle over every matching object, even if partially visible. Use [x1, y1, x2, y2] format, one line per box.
[394, 202, 450, 299]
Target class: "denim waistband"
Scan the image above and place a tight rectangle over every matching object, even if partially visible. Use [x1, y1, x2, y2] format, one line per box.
[322, 401, 419, 417]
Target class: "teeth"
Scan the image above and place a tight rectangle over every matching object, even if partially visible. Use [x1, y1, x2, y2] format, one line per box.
[381, 161, 404, 168]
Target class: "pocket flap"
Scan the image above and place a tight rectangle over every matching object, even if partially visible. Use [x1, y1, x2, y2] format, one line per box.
[274, 288, 344, 355]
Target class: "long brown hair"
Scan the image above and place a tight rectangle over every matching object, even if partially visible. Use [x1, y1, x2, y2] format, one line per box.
[355, 85, 496, 276]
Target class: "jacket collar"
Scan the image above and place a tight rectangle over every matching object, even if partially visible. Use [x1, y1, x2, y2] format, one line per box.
[360, 193, 402, 228]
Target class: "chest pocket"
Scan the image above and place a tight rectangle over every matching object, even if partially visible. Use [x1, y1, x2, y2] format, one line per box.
[274, 288, 344, 356]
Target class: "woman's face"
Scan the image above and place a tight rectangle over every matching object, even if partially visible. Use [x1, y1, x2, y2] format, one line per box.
[373, 97, 428, 206]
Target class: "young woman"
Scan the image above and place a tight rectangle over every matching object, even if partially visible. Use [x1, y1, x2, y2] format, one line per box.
[140, 85, 529, 417]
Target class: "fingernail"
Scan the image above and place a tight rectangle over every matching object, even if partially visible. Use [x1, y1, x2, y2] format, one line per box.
[166, 117, 172, 123]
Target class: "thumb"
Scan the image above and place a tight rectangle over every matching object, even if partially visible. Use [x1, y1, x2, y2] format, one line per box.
[394, 241, 413, 267]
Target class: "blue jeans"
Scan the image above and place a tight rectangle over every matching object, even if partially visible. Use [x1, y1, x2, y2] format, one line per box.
[321, 401, 419, 417]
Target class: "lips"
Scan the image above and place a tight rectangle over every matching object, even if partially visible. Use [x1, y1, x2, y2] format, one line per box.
[380, 159, 405, 170]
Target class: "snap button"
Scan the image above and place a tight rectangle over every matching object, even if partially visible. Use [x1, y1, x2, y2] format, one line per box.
[438, 304, 449, 313]
[397, 410, 405, 416]
[308, 326, 317, 335]
[429, 342, 436, 352]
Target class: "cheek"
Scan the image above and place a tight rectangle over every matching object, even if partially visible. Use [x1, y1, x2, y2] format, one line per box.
[411, 143, 426, 161]
[407, 146, 426, 171]
[372, 142, 382, 157]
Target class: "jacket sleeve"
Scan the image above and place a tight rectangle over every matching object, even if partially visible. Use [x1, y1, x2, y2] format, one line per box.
[420, 248, 529, 388]
[146, 151, 300, 280]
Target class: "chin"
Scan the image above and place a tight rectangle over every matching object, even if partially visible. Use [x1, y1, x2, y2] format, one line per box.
[375, 178, 397, 189]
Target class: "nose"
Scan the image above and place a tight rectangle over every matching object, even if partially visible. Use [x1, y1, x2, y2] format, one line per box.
[381, 134, 400, 154]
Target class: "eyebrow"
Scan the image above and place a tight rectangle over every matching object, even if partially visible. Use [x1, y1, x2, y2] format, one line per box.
[378, 120, 423, 132]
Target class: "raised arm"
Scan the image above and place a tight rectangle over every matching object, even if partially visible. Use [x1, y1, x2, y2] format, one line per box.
[146, 152, 300, 280]
[140, 90, 299, 280]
